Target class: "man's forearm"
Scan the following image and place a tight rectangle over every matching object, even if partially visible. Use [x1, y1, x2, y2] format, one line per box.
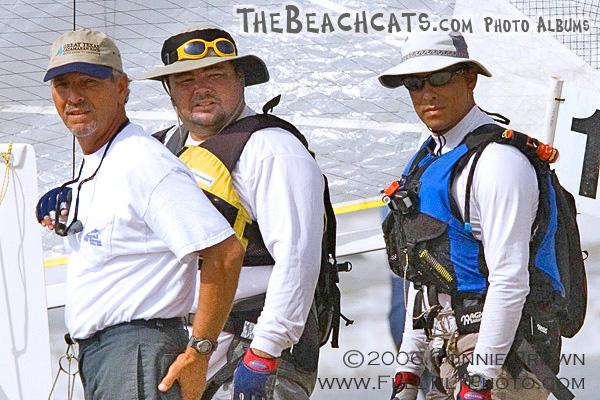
[194, 235, 244, 340]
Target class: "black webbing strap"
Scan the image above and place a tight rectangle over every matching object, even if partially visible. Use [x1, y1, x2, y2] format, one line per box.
[412, 287, 426, 330]
[456, 124, 506, 228]
[201, 295, 267, 399]
[322, 171, 352, 348]
[262, 94, 281, 114]
[463, 144, 491, 229]
[222, 293, 266, 336]
[201, 113, 310, 173]
[166, 126, 189, 155]
[201, 352, 244, 400]
[412, 285, 442, 336]
[425, 285, 442, 335]
[514, 338, 574, 400]
[460, 124, 505, 149]
[330, 284, 342, 348]
[329, 283, 354, 348]
[460, 123, 552, 229]
[323, 175, 337, 259]
[151, 125, 189, 155]
[151, 126, 171, 143]
[427, 285, 440, 308]
[405, 138, 436, 179]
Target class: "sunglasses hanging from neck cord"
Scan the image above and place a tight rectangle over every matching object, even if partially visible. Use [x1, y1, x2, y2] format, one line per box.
[55, 120, 128, 236]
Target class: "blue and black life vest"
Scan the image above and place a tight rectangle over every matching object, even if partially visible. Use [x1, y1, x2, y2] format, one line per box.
[382, 124, 586, 340]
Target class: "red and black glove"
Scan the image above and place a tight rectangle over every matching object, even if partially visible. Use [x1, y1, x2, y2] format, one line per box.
[390, 372, 420, 400]
[233, 349, 278, 400]
[456, 377, 492, 400]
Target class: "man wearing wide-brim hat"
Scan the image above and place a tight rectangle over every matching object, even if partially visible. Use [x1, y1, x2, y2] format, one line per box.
[142, 23, 325, 400]
[379, 32, 554, 400]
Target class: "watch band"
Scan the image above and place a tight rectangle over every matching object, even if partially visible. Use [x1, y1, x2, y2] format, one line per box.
[466, 373, 493, 391]
[187, 336, 217, 355]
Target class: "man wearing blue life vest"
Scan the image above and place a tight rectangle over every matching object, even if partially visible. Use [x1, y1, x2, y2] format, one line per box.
[141, 23, 325, 400]
[378, 32, 557, 400]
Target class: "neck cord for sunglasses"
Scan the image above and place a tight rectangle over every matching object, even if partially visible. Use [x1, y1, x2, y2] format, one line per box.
[216, 95, 245, 135]
[479, 107, 511, 125]
[53, 160, 85, 235]
[160, 81, 189, 149]
[433, 134, 447, 156]
[56, 120, 129, 235]
[0, 143, 12, 206]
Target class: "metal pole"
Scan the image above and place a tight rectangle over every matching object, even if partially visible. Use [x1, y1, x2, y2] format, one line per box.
[71, 0, 76, 178]
[541, 76, 564, 146]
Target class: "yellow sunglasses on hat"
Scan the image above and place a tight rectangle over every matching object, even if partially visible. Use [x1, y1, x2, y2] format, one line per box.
[175, 38, 237, 62]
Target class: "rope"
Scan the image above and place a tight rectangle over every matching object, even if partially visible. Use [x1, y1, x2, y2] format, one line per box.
[71, 0, 76, 179]
[47, 341, 79, 400]
[47, 4, 80, 396]
[0, 143, 12, 205]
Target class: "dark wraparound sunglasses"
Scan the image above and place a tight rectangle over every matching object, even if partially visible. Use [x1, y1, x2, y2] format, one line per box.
[401, 68, 466, 92]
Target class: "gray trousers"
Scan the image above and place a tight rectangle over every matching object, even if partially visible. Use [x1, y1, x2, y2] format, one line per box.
[77, 318, 188, 400]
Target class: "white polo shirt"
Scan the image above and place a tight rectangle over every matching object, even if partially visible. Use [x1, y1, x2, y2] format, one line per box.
[65, 122, 234, 340]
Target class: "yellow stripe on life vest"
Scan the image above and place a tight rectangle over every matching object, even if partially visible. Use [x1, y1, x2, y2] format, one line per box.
[44, 256, 69, 268]
[45, 198, 386, 268]
[333, 198, 385, 215]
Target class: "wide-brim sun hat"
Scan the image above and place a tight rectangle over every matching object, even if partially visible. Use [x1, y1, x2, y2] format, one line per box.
[140, 23, 269, 87]
[378, 32, 492, 89]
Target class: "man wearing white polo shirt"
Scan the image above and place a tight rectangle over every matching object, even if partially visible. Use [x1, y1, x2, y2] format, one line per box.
[36, 28, 244, 400]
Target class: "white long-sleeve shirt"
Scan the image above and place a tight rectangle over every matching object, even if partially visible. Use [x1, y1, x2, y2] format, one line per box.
[176, 107, 324, 377]
[397, 106, 538, 379]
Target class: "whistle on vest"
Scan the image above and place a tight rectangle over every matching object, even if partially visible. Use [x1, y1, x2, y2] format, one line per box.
[382, 181, 418, 215]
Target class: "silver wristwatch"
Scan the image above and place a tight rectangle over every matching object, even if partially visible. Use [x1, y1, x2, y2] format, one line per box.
[187, 336, 217, 355]
[466, 373, 493, 391]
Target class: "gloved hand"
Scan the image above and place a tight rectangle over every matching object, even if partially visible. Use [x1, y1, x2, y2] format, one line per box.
[456, 379, 492, 400]
[390, 371, 420, 400]
[232, 348, 278, 400]
[35, 186, 71, 230]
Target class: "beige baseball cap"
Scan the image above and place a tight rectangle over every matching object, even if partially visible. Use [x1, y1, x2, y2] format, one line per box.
[43, 28, 123, 82]
[140, 23, 269, 87]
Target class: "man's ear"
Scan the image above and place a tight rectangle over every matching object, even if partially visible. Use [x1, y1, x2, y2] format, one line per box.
[161, 77, 178, 109]
[116, 73, 129, 102]
[465, 68, 478, 91]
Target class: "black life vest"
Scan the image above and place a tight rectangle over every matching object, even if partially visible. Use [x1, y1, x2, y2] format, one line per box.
[153, 104, 351, 348]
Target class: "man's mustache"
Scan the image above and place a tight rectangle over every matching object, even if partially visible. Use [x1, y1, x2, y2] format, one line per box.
[191, 94, 219, 106]
[65, 103, 94, 114]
